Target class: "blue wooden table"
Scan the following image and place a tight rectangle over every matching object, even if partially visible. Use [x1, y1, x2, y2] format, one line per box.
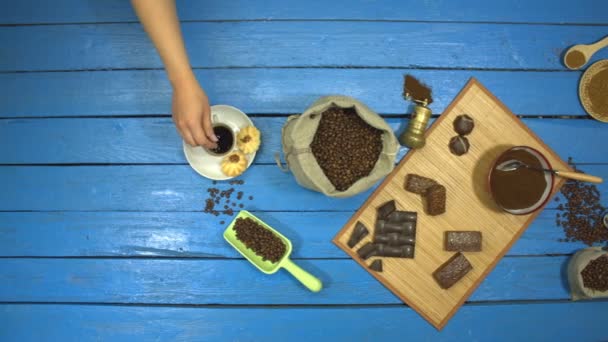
[1, 1, 607, 340]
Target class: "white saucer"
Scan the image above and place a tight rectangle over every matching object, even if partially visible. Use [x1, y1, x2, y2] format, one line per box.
[183, 105, 256, 180]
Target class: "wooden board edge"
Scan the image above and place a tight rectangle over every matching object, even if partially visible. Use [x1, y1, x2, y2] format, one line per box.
[333, 77, 572, 330]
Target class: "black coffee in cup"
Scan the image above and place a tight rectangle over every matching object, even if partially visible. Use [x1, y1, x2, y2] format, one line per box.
[207, 124, 234, 156]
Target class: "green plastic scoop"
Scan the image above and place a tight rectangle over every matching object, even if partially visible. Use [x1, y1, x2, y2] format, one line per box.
[223, 210, 323, 292]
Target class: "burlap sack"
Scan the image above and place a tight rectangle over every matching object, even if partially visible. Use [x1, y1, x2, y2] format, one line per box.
[280, 95, 398, 198]
[568, 247, 608, 300]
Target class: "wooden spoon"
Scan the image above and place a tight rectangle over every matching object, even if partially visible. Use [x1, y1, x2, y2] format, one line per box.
[564, 35, 608, 70]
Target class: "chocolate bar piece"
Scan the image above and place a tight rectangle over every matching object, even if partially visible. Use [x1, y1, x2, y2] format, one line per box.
[347, 221, 369, 248]
[376, 220, 416, 235]
[433, 252, 472, 289]
[444, 231, 482, 252]
[375, 233, 415, 246]
[405, 174, 437, 194]
[377, 200, 396, 220]
[376, 244, 414, 258]
[357, 242, 377, 260]
[425, 184, 446, 216]
[387, 210, 417, 223]
[369, 259, 383, 272]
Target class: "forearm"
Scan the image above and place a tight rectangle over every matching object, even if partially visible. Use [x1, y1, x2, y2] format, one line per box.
[131, 0, 196, 88]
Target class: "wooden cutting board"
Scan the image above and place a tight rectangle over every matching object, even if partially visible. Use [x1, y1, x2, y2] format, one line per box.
[332, 78, 571, 330]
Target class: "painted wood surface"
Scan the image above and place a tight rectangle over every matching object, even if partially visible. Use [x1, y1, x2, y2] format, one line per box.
[0, 69, 586, 117]
[3, 23, 608, 72]
[1, 302, 606, 341]
[1, 117, 606, 164]
[2, 0, 608, 338]
[0, 210, 586, 258]
[1, 164, 605, 212]
[0, 0, 605, 24]
[0, 256, 576, 303]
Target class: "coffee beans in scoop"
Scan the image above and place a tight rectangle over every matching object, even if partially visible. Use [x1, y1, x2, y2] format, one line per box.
[310, 106, 383, 191]
[233, 217, 286, 263]
[581, 255, 608, 292]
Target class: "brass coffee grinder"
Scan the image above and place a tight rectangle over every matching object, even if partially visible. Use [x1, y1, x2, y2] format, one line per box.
[399, 75, 433, 149]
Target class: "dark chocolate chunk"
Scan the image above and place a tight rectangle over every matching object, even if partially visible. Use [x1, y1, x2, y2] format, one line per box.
[375, 220, 416, 235]
[405, 174, 437, 194]
[449, 135, 470, 156]
[375, 233, 415, 246]
[433, 252, 472, 289]
[377, 200, 396, 220]
[357, 242, 377, 260]
[444, 231, 482, 252]
[425, 184, 446, 216]
[387, 210, 417, 223]
[453, 114, 475, 135]
[347, 221, 370, 248]
[369, 259, 383, 272]
[376, 244, 415, 258]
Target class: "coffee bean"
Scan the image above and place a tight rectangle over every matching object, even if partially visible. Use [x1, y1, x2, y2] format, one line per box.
[310, 106, 383, 191]
[233, 217, 287, 263]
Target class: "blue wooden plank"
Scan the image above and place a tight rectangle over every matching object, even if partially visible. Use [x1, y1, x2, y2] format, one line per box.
[0, 69, 585, 117]
[1, 118, 606, 164]
[1, 165, 605, 211]
[3, 23, 608, 71]
[0, 210, 586, 258]
[1, 0, 607, 24]
[2, 303, 606, 341]
[0, 256, 573, 303]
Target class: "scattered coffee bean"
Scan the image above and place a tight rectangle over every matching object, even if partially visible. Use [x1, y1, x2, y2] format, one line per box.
[249, 196, 254, 200]
[220, 221, 225, 225]
[555, 161, 607, 245]
[581, 255, 608, 292]
[203, 182, 251, 220]
[310, 106, 383, 192]
[233, 217, 286, 263]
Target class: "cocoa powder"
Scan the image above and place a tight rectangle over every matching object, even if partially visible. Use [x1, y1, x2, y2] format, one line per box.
[566, 50, 586, 69]
[586, 68, 608, 115]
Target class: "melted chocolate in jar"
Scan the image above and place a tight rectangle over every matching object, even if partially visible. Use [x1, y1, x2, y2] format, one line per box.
[490, 149, 547, 210]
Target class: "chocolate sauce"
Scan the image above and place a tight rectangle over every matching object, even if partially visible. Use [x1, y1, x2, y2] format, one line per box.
[208, 125, 234, 155]
[490, 149, 547, 210]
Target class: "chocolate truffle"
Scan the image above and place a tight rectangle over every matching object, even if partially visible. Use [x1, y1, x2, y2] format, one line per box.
[453, 114, 475, 135]
[369, 259, 383, 272]
[449, 135, 470, 156]
[347, 221, 369, 248]
[433, 252, 472, 289]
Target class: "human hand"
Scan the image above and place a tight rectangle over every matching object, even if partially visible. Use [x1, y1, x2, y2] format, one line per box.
[172, 78, 218, 149]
